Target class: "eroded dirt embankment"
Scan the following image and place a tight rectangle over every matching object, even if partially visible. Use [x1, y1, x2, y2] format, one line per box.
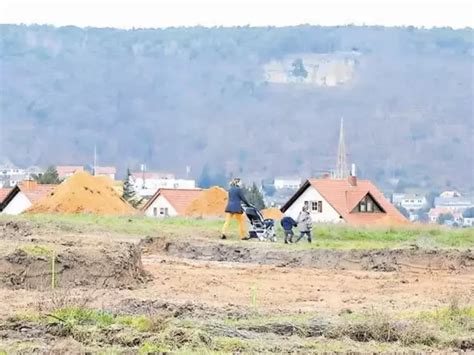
[144, 237, 474, 273]
[0, 221, 148, 289]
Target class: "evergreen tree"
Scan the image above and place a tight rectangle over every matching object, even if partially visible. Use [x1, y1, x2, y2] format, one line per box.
[33, 166, 60, 184]
[198, 164, 212, 188]
[123, 168, 142, 208]
[245, 183, 266, 210]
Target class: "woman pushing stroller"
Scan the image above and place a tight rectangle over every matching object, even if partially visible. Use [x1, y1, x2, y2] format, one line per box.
[221, 177, 250, 240]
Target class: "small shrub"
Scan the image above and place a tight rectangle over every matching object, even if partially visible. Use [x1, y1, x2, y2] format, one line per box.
[139, 342, 168, 354]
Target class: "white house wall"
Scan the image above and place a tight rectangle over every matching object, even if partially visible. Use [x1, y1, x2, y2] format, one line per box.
[144, 195, 178, 217]
[285, 186, 344, 224]
[2, 192, 32, 215]
[135, 178, 196, 197]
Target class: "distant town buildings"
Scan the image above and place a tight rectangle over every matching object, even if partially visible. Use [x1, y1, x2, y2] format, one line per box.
[56, 165, 84, 179]
[273, 177, 302, 190]
[392, 193, 427, 211]
[426, 191, 474, 226]
[94, 166, 117, 180]
[131, 172, 197, 197]
[0, 166, 44, 188]
[434, 194, 473, 212]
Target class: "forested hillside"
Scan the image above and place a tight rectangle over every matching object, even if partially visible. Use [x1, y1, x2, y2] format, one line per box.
[0, 25, 472, 189]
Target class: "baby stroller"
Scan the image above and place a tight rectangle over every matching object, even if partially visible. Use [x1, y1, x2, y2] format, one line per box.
[243, 205, 277, 242]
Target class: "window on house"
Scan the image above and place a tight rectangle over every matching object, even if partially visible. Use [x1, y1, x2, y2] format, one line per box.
[160, 207, 169, 216]
[153, 207, 158, 217]
[306, 201, 323, 213]
[357, 194, 383, 213]
[367, 200, 374, 212]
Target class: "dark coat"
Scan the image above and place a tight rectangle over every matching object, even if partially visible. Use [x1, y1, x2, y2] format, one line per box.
[225, 186, 249, 214]
[280, 216, 297, 231]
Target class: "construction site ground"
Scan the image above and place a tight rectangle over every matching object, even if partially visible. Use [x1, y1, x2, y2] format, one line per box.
[0, 215, 473, 353]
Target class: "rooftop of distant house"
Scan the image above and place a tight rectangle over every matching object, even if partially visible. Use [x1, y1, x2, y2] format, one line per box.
[56, 165, 84, 178]
[142, 188, 203, 214]
[94, 166, 116, 175]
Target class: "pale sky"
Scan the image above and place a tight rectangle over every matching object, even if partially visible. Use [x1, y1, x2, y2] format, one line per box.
[0, 0, 472, 29]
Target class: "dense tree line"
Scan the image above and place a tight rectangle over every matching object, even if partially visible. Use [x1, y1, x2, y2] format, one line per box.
[1, 25, 472, 190]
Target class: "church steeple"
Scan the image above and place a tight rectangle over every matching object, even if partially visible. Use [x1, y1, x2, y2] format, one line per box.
[335, 117, 349, 179]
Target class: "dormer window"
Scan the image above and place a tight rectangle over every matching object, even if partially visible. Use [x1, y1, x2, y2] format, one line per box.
[354, 194, 384, 213]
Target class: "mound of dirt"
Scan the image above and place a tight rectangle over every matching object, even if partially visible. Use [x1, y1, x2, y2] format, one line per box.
[0, 243, 147, 289]
[28, 171, 135, 215]
[261, 207, 283, 220]
[185, 186, 228, 218]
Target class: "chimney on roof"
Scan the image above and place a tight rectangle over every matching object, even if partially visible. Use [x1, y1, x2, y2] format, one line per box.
[348, 164, 357, 186]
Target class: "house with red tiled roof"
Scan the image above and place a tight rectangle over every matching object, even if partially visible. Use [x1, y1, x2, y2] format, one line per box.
[0, 188, 12, 202]
[142, 188, 202, 217]
[56, 165, 84, 179]
[428, 207, 463, 225]
[94, 166, 117, 180]
[281, 176, 407, 226]
[0, 181, 56, 215]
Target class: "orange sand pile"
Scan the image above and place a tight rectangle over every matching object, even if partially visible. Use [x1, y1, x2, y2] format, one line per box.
[261, 207, 283, 220]
[185, 186, 228, 217]
[28, 171, 136, 215]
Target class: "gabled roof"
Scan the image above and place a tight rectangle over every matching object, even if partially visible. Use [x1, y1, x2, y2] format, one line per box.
[428, 207, 451, 217]
[0, 181, 57, 211]
[142, 188, 203, 215]
[281, 178, 407, 225]
[95, 166, 117, 175]
[56, 165, 84, 178]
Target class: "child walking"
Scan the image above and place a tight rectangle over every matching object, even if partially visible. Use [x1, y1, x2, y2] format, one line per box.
[295, 204, 312, 243]
[280, 215, 297, 244]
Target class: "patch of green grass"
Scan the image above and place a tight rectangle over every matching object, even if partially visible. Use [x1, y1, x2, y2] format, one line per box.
[275, 224, 474, 249]
[116, 315, 153, 332]
[20, 244, 53, 256]
[417, 306, 474, 335]
[138, 342, 169, 354]
[2, 213, 472, 249]
[4, 213, 224, 237]
[49, 307, 115, 328]
[211, 337, 252, 352]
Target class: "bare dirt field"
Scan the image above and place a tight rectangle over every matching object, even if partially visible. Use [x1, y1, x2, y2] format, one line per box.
[0, 219, 473, 353]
